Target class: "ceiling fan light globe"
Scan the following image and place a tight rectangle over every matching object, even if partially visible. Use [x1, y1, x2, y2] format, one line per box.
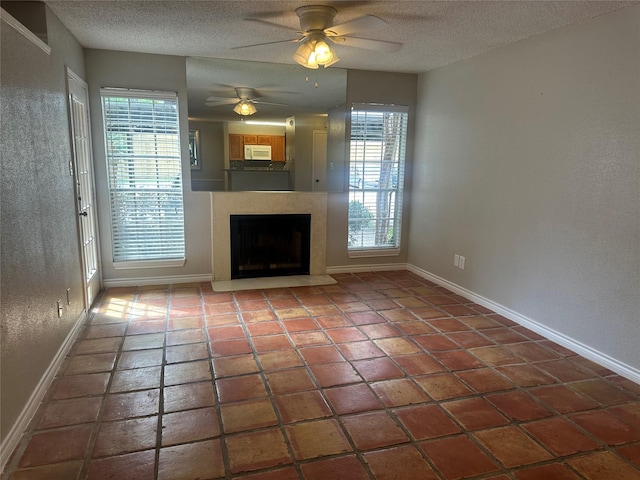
[293, 41, 318, 69]
[233, 100, 257, 116]
[314, 40, 333, 64]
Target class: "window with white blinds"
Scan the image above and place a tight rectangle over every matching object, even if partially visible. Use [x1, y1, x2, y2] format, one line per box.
[348, 104, 408, 253]
[101, 89, 185, 266]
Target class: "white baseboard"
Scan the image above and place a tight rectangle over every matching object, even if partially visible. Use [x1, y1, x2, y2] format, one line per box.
[326, 262, 408, 274]
[1, 310, 87, 473]
[102, 273, 213, 288]
[407, 264, 640, 385]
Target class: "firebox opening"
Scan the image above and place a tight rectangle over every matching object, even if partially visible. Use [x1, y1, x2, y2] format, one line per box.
[230, 214, 311, 280]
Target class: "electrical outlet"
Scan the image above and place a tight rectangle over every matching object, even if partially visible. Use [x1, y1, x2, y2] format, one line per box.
[454, 254, 460, 267]
[459, 256, 466, 270]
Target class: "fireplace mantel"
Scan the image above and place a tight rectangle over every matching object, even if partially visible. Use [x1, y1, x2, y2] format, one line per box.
[211, 192, 328, 281]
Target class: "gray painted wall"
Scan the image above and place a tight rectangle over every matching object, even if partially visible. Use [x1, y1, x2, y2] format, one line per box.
[409, 6, 639, 371]
[189, 120, 225, 191]
[1, 7, 85, 441]
[84, 50, 212, 284]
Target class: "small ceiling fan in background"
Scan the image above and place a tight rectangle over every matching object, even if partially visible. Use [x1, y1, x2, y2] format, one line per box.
[205, 86, 287, 116]
[233, 5, 403, 69]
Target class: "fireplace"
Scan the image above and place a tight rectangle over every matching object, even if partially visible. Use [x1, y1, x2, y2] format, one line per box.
[230, 214, 311, 279]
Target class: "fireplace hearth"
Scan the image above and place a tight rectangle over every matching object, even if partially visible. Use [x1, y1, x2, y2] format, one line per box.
[230, 214, 311, 279]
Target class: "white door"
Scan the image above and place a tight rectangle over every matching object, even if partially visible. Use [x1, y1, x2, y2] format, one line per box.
[67, 68, 100, 308]
[312, 130, 327, 192]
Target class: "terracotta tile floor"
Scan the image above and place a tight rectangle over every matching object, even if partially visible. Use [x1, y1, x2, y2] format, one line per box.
[5, 271, 640, 479]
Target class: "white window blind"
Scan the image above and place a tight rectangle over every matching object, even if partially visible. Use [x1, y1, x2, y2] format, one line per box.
[348, 104, 408, 252]
[101, 89, 185, 264]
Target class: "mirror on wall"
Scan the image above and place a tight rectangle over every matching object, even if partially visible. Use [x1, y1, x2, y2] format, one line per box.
[186, 57, 347, 192]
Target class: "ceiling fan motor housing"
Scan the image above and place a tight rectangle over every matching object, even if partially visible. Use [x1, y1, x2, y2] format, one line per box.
[295, 5, 337, 32]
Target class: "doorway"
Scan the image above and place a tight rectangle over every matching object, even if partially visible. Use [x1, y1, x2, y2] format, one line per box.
[66, 68, 100, 308]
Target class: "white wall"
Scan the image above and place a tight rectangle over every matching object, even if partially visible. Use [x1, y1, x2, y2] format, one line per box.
[409, 6, 640, 374]
[85, 50, 212, 285]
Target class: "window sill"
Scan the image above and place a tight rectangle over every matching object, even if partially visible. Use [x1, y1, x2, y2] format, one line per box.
[113, 258, 186, 270]
[348, 248, 400, 259]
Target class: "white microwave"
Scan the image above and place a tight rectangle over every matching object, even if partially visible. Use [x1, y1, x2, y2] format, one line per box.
[244, 144, 272, 160]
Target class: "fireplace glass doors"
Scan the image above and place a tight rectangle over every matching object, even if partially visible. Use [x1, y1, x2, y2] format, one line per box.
[230, 214, 311, 279]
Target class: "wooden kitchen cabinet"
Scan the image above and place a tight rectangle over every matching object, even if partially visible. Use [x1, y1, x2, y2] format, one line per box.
[229, 134, 244, 160]
[257, 135, 271, 145]
[243, 135, 257, 145]
[271, 136, 285, 161]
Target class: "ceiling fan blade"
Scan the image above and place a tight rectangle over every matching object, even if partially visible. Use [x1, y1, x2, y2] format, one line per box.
[252, 100, 288, 106]
[205, 97, 238, 104]
[325, 15, 387, 37]
[231, 38, 302, 50]
[330, 35, 402, 53]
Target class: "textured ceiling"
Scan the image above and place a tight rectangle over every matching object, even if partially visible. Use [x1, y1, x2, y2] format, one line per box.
[42, 0, 638, 121]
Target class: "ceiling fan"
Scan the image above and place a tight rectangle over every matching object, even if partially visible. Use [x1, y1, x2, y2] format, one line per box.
[233, 5, 403, 69]
[205, 87, 287, 116]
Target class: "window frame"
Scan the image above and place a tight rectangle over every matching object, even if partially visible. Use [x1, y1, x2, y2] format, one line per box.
[347, 103, 408, 257]
[100, 88, 186, 268]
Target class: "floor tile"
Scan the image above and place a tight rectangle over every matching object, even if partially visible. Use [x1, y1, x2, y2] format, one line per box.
[92, 416, 157, 457]
[455, 367, 515, 394]
[420, 434, 499, 479]
[371, 378, 431, 407]
[485, 390, 552, 421]
[163, 381, 215, 413]
[374, 336, 422, 356]
[212, 354, 260, 378]
[158, 439, 225, 480]
[226, 428, 293, 473]
[566, 450, 640, 480]
[275, 390, 332, 423]
[86, 449, 155, 480]
[102, 389, 159, 421]
[529, 384, 598, 413]
[220, 398, 278, 433]
[116, 348, 163, 370]
[473, 426, 553, 468]
[216, 374, 267, 403]
[364, 445, 440, 480]
[162, 406, 220, 445]
[352, 357, 404, 382]
[570, 378, 637, 405]
[394, 404, 461, 440]
[64, 352, 117, 375]
[110, 366, 161, 392]
[7, 275, 640, 480]
[570, 409, 640, 445]
[342, 411, 409, 450]
[522, 417, 601, 456]
[37, 396, 103, 429]
[10, 461, 83, 480]
[300, 455, 370, 480]
[265, 367, 316, 394]
[310, 362, 361, 387]
[442, 397, 509, 430]
[210, 339, 253, 357]
[285, 418, 351, 460]
[414, 373, 473, 400]
[18, 425, 93, 467]
[51, 372, 110, 400]
[324, 383, 383, 414]
[165, 342, 209, 363]
[514, 463, 582, 480]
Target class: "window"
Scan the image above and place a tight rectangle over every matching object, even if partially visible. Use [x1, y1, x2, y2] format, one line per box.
[101, 89, 185, 266]
[348, 104, 408, 254]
